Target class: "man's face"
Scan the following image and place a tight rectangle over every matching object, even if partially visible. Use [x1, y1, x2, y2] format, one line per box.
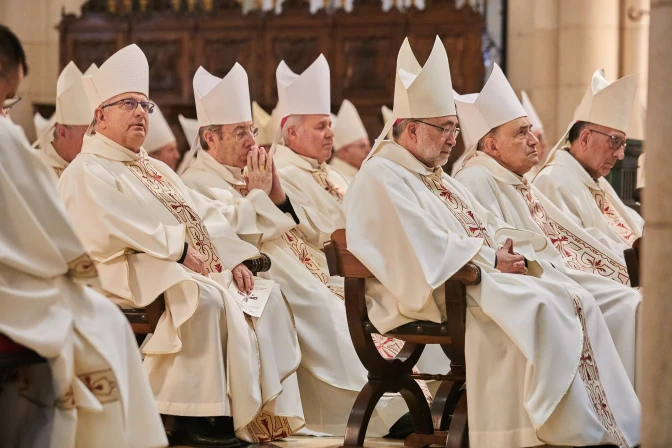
[206, 121, 257, 168]
[94, 92, 150, 151]
[0, 64, 23, 118]
[408, 116, 458, 168]
[339, 137, 371, 169]
[149, 142, 181, 171]
[286, 114, 334, 164]
[54, 123, 88, 162]
[532, 128, 548, 164]
[483, 117, 539, 176]
[579, 124, 626, 178]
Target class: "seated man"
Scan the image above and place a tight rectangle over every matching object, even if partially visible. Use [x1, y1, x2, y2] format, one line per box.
[533, 69, 643, 253]
[143, 104, 181, 171]
[33, 61, 97, 179]
[180, 64, 408, 437]
[330, 99, 371, 181]
[518, 90, 548, 180]
[345, 36, 640, 448]
[453, 66, 642, 384]
[0, 25, 167, 448]
[58, 45, 303, 447]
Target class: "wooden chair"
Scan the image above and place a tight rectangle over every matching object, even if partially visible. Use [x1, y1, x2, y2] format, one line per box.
[624, 237, 642, 288]
[122, 254, 273, 336]
[324, 229, 481, 448]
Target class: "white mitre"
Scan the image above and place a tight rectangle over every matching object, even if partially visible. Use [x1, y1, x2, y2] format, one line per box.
[333, 99, 368, 151]
[276, 54, 331, 119]
[82, 44, 149, 107]
[452, 63, 527, 173]
[521, 90, 543, 131]
[534, 69, 636, 178]
[178, 114, 199, 146]
[33, 62, 99, 148]
[144, 104, 176, 154]
[365, 36, 456, 162]
[177, 63, 252, 174]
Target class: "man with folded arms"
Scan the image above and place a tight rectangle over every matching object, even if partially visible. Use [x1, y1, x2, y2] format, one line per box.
[532, 69, 643, 254]
[0, 25, 167, 448]
[58, 44, 303, 447]
[345, 36, 640, 448]
[180, 64, 409, 438]
[452, 66, 642, 386]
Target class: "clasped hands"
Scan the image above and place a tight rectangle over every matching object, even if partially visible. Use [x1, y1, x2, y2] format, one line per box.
[244, 146, 286, 206]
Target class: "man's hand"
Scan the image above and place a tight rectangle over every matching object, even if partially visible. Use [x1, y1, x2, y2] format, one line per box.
[182, 245, 207, 276]
[245, 146, 272, 196]
[268, 157, 287, 205]
[232, 264, 255, 293]
[495, 238, 527, 275]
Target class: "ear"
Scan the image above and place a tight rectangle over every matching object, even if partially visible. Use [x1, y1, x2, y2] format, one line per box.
[482, 135, 498, 156]
[406, 122, 419, 142]
[579, 128, 591, 151]
[287, 125, 298, 141]
[56, 124, 67, 139]
[93, 108, 106, 126]
[204, 130, 217, 148]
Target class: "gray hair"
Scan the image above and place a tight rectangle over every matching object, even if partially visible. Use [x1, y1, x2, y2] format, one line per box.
[199, 124, 224, 150]
[392, 119, 412, 141]
[281, 115, 306, 143]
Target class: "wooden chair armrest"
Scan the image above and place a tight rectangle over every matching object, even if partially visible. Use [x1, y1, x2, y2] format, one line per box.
[145, 294, 166, 333]
[624, 237, 642, 288]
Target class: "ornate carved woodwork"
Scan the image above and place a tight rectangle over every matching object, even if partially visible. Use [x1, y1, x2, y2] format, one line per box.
[59, 1, 484, 154]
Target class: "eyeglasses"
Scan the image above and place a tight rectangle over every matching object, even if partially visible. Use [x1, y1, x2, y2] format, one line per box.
[234, 126, 259, 141]
[413, 120, 460, 138]
[589, 129, 626, 150]
[2, 96, 22, 112]
[102, 98, 155, 114]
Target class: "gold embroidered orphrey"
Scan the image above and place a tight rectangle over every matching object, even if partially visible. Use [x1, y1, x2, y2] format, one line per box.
[126, 158, 293, 441]
[421, 169, 497, 249]
[589, 187, 637, 247]
[569, 291, 630, 448]
[515, 184, 630, 286]
[312, 165, 345, 203]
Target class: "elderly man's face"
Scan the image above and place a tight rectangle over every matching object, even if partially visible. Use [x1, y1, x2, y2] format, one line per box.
[205, 121, 257, 169]
[482, 117, 539, 176]
[53, 123, 88, 162]
[404, 116, 458, 168]
[286, 114, 334, 164]
[94, 92, 150, 151]
[576, 123, 626, 178]
[338, 137, 371, 169]
[149, 142, 181, 171]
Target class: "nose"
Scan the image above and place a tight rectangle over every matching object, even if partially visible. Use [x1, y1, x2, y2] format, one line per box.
[528, 130, 539, 147]
[325, 126, 335, 138]
[446, 132, 457, 147]
[615, 145, 626, 160]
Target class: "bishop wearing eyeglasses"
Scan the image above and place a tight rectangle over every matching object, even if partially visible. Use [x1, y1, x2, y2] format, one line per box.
[532, 69, 644, 254]
[57, 45, 304, 446]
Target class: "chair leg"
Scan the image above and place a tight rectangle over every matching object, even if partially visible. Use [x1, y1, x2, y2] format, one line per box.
[445, 390, 468, 448]
[399, 378, 434, 436]
[342, 380, 391, 447]
[431, 379, 465, 431]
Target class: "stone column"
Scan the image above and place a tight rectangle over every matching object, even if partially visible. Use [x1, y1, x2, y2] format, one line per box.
[641, 0, 672, 445]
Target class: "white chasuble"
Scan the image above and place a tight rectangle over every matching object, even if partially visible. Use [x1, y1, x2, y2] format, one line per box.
[534, 149, 643, 253]
[34, 141, 69, 180]
[57, 133, 304, 442]
[457, 152, 642, 384]
[344, 141, 640, 448]
[181, 150, 408, 436]
[0, 116, 167, 448]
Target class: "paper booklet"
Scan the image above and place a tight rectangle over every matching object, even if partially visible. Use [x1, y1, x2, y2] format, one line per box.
[228, 277, 275, 317]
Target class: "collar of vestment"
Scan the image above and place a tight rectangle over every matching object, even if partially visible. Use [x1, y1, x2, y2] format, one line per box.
[329, 156, 358, 178]
[275, 144, 322, 172]
[463, 151, 528, 186]
[194, 148, 246, 186]
[548, 147, 602, 189]
[39, 141, 69, 170]
[81, 132, 147, 162]
[374, 141, 437, 176]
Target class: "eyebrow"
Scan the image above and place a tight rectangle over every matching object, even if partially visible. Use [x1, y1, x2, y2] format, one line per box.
[439, 119, 458, 126]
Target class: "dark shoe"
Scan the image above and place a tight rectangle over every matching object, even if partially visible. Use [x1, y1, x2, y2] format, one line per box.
[383, 412, 415, 439]
[168, 416, 241, 447]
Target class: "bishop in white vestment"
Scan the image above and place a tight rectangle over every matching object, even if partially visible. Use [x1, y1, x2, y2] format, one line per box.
[57, 45, 304, 445]
[346, 36, 640, 448]
[32, 62, 97, 179]
[0, 34, 167, 446]
[451, 69, 642, 384]
[533, 69, 644, 253]
[180, 64, 407, 436]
